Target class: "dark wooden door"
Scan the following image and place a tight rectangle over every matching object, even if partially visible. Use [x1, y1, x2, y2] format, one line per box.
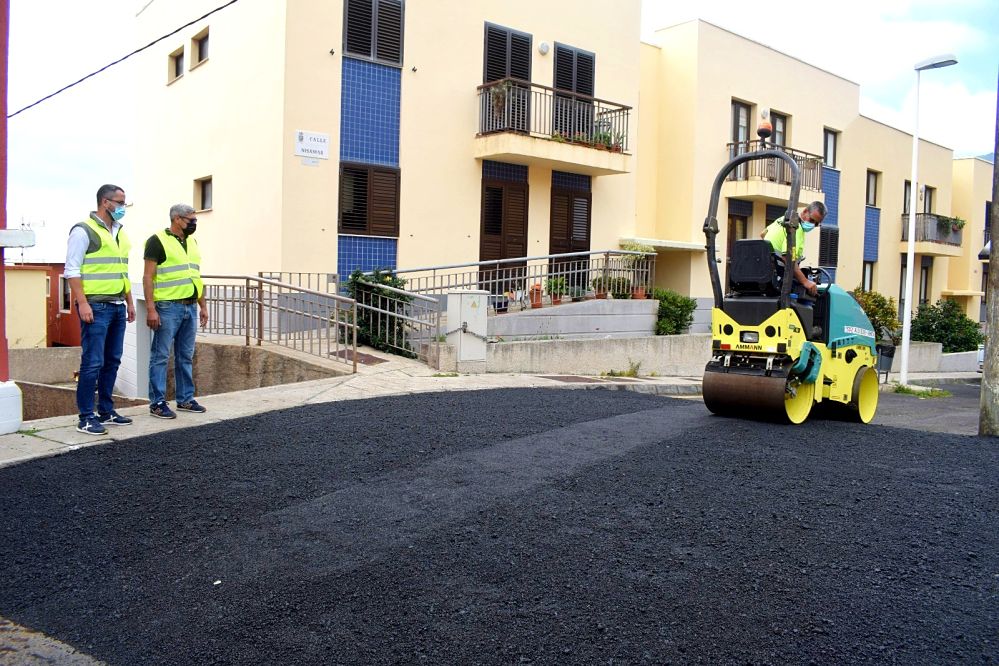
[480, 181, 528, 295]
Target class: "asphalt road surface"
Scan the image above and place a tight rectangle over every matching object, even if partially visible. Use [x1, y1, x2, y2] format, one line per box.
[1, 387, 996, 664]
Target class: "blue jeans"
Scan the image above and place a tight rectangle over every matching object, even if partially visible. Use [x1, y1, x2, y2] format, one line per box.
[148, 301, 198, 405]
[77, 301, 127, 418]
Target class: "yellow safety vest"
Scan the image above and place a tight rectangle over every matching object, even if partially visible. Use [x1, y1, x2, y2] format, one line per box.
[152, 230, 203, 301]
[763, 217, 805, 261]
[75, 218, 131, 297]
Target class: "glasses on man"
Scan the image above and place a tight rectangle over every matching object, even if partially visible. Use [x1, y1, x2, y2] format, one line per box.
[106, 198, 127, 207]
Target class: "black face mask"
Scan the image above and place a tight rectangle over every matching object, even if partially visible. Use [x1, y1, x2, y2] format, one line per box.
[184, 221, 197, 236]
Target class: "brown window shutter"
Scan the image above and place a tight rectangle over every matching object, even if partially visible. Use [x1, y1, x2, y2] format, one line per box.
[369, 167, 400, 237]
[375, 0, 403, 65]
[550, 193, 569, 248]
[504, 185, 528, 257]
[509, 33, 531, 81]
[345, 0, 373, 58]
[484, 26, 508, 82]
[571, 195, 590, 243]
[339, 165, 369, 233]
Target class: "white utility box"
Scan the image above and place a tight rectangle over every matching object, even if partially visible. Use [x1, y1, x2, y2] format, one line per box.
[446, 290, 489, 371]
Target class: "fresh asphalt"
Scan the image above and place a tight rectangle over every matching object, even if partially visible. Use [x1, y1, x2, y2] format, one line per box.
[0, 384, 995, 664]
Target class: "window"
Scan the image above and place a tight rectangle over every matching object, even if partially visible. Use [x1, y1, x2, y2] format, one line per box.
[866, 170, 879, 207]
[59, 276, 71, 312]
[818, 226, 839, 267]
[553, 43, 595, 140]
[483, 24, 531, 133]
[338, 163, 400, 236]
[731, 101, 751, 178]
[168, 47, 184, 83]
[344, 0, 404, 66]
[903, 180, 911, 214]
[195, 176, 213, 211]
[771, 112, 787, 146]
[193, 28, 209, 65]
[919, 261, 931, 305]
[862, 261, 874, 291]
[823, 129, 838, 168]
[923, 185, 935, 214]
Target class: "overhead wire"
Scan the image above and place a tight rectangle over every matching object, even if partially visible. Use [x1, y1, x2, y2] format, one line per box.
[7, 0, 240, 119]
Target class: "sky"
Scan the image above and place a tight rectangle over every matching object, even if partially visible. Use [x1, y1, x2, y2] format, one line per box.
[5, 0, 998, 262]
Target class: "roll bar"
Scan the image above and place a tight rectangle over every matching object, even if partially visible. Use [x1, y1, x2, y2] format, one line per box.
[703, 146, 803, 310]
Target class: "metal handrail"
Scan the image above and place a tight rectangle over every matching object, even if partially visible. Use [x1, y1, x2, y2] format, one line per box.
[387, 249, 649, 275]
[477, 77, 631, 152]
[201, 274, 358, 373]
[900, 213, 963, 246]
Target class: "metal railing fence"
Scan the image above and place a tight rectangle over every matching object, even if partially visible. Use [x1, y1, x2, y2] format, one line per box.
[258, 271, 339, 294]
[477, 78, 631, 153]
[352, 278, 442, 364]
[389, 249, 656, 312]
[726, 140, 824, 192]
[901, 213, 964, 246]
[201, 274, 357, 373]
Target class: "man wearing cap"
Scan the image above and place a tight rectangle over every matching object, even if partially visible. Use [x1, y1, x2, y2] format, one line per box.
[66, 184, 137, 435]
[143, 203, 209, 419]
[760, 201, 827, 297]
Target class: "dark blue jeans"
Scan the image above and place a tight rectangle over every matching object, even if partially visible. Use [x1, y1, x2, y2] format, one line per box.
[77, 301, 127, 419]
[148, 301, 198, 406]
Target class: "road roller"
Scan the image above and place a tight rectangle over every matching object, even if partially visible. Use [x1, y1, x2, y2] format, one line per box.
[700, 124, 880, 424]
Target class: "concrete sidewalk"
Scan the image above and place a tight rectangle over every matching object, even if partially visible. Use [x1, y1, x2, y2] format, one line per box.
[0, 345, 979, 469]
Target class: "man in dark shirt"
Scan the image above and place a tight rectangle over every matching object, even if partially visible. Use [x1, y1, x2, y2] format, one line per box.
[142, 203, 209, 419]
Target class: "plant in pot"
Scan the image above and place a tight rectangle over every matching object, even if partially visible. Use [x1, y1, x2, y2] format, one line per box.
[610, 276, 631, 299]
[621, 242, 655, 299]
[490, 79, 513, 120]
[545, 276, 567, 305]
[592, 275, 610, 299]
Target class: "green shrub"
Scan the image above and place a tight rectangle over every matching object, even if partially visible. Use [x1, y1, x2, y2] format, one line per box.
[910, 298, 984, 353]
[652, 288, 696, 335]
[851, 288, 901, 344]
[345, 268, 416, 358]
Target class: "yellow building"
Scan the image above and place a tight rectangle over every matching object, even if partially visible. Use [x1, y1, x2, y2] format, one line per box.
[4, 266, 48, 349]
[130, 6, 990, 326]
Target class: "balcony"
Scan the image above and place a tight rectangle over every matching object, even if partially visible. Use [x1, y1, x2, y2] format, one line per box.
[899, 213, 964, 258]
[474, 78, 632, 176]
[721, 140, 824, 205]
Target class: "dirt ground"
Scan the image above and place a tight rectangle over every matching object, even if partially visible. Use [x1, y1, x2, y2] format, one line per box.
[1, 387, 995, 664]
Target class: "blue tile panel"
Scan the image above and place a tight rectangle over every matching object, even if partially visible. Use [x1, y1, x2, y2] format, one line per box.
[340, 58, 400, 167]
[552, 171, 591, 192]
[821, 167, 840, 228]
[482, 160, 528, 183]
[727, 198, 752, 217]
[864, 206, 880, 262]
[337, 234, 398, 278]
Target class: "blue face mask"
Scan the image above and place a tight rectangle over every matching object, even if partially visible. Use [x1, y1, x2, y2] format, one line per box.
[801, 222, 815, 232]
[109, 205, 126, 222]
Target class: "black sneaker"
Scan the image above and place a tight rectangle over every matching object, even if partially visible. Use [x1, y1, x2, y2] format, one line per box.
[76, 415, 108, 435]
[176, 400, 206, 413]
[150, 401, 177, 419]
[98, 411, 133, 426]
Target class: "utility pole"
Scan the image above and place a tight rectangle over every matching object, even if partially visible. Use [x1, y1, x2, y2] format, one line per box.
[981, 65, 999, 436]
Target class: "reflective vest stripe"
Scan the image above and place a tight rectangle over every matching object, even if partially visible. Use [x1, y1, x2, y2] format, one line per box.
[82, 256, 127, 264]
[156, 264, 191, 275]
[82, 273, 130, 281]
[155, 278, 197, 288]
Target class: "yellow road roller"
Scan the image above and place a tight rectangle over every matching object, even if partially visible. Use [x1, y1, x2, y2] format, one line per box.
[700, 127, 880, 424]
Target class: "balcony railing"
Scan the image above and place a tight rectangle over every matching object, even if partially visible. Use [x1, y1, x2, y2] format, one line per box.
[901, 213, 964, 246]
[725, 140, 823, 191]
[477, 78, 631, 153]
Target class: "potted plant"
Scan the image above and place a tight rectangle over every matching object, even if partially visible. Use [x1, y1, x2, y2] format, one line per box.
[621, 242, 655, 299]
[610, 276, 631, 299]
[529, 282, 543, 309]
[592, 276, 610, 299]
[545, 276, 567, 304]
[490, 79, 513, 118]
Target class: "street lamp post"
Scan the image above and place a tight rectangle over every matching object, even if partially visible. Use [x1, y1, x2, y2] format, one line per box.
[899, 54, 958, 386]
